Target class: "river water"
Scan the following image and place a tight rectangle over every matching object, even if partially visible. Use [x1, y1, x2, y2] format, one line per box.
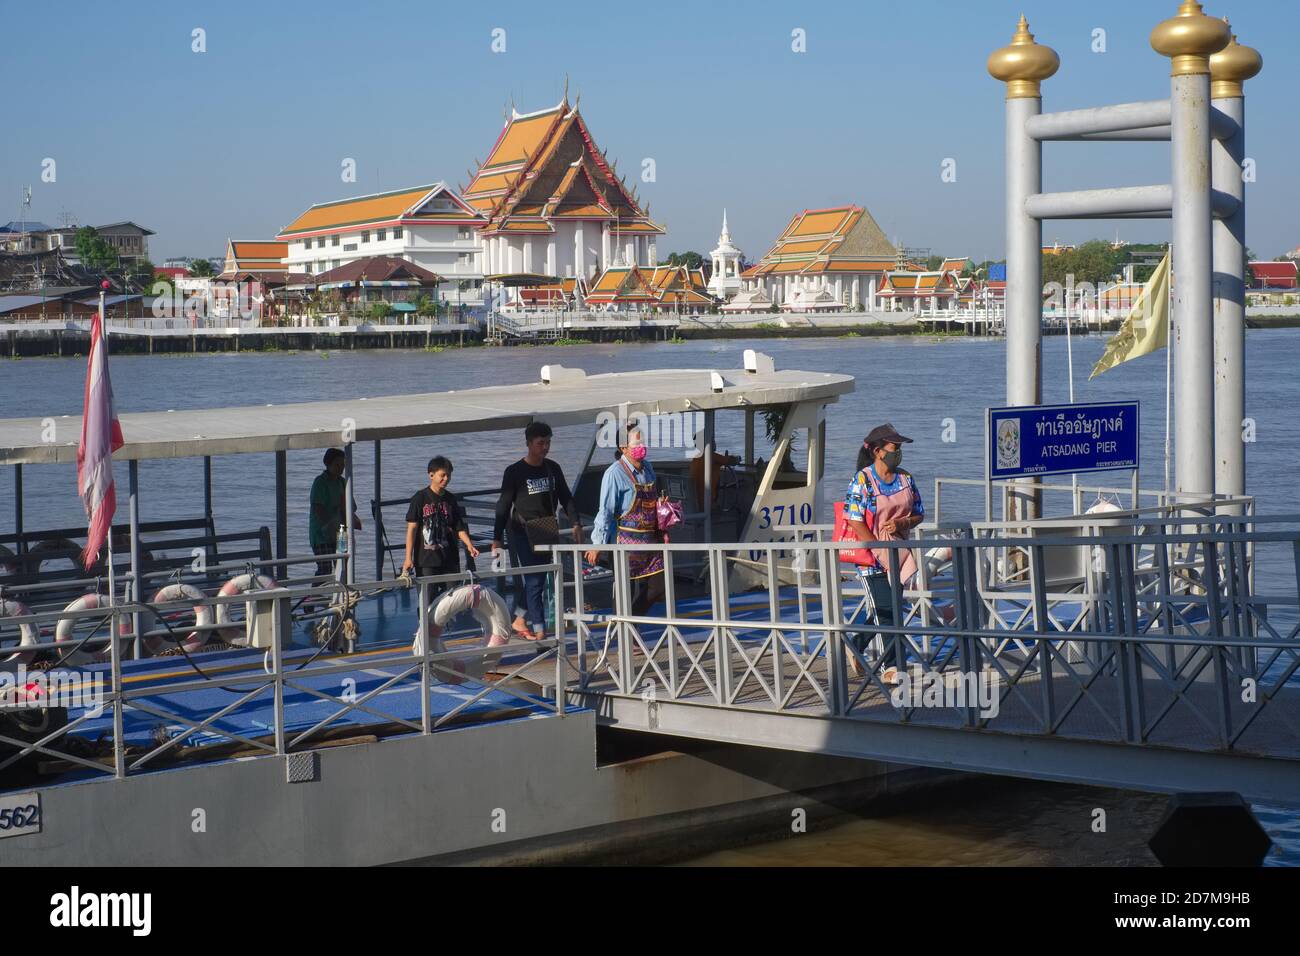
[1, 330, 1296, 864]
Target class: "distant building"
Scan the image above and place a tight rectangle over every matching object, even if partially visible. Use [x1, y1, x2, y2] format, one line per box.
[277, 183, 485, 307]
[43, 222, 154, 263]
[463, 96, 665, 284]
[1247, 261, 1299, 305]
[0, 221, 53, 253]
[707, 211, 744, 301]
[219, 240, 291, 282]
[740, 205, 899, 311]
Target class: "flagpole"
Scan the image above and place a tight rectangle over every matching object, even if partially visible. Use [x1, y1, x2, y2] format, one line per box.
[1066, 285, 1078, 509]
[100, 284, 117, 611]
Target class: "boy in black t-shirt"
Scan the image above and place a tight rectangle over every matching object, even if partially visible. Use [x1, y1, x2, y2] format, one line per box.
[403, 457, 479, 594]
[492, 421, 582, 639]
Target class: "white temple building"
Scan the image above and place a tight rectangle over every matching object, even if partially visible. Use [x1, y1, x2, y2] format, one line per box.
[707, 210, 744, 301]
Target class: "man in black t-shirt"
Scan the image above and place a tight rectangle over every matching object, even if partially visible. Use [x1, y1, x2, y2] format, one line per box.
[404, 456, 480, 598]
[492, 422, 582, 639]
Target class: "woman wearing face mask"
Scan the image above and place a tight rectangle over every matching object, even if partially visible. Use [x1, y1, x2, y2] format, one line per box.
[843, 423, 924, 683]
[585, 425, 667, 615]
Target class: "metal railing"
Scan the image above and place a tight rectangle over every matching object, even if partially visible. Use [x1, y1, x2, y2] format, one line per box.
[0, 557, 566, 788]
[547, 513, 1300, 755]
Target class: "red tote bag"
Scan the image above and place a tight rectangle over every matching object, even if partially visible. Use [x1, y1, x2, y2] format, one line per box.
[832, 501, 878, 567]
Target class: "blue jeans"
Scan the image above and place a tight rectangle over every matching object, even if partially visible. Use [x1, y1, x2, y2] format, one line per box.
[507, 531, 547, 631]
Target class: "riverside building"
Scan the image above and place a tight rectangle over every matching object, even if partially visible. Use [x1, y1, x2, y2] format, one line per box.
[739, 205, 899, 311]
[277, 183, 487, 308]
[462, 96, 666, 286]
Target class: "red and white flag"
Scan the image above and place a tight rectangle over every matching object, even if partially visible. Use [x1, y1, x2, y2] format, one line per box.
[76, 299, 124, 569]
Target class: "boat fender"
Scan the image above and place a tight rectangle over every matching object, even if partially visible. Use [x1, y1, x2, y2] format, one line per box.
[214, 574, 278, 642]
[147, 583, 212, 655]
[0, 598, 39, 666]
[413, 584, 512, 681]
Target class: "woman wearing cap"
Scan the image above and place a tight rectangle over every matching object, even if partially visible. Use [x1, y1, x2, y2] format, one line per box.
[843, 423, 924, 683]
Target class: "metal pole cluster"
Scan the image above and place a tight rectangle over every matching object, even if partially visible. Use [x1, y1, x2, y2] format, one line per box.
[989, 3, 1260, 507]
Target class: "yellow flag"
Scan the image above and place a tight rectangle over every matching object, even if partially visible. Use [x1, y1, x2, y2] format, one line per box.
[1089, 250, 1170, 378]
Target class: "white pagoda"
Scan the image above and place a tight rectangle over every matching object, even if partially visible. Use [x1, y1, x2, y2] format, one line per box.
[707, 210, 744, 301]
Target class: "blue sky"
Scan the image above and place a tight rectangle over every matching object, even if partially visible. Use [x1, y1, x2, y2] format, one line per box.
[4, 0, 1295, 263]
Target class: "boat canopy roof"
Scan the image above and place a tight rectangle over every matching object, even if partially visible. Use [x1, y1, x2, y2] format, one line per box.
[0, 363, 852, 465]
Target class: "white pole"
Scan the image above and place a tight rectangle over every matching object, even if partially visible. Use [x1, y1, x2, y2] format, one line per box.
[1066, 287, 1078, 505]
[1164, 291, 1173, 506]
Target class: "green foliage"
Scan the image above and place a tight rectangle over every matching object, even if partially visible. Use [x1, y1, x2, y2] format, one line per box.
[74, 227, 119, 272]
[925, 255, 945, 271]
[413, 294, 436, 316]
[187, 258, 216, 278]
[660, 251, 705, 270]
[1041, 240, 1128, 288]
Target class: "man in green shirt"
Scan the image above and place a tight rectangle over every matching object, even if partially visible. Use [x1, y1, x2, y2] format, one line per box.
[310, 448, 361, 578]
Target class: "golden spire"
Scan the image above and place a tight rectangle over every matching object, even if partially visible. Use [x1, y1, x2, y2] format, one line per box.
[987, 14, 1059, 99]
[1209, 19, 1262, 98]
[1150, 1, 1231, 77]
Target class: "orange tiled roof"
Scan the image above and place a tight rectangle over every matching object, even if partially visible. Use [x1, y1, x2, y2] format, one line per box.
[465, 98, 664, 237]
[230, 241, 287, 262]
[278, 184, 481, 237]
[585, 265, 659, 302]
[750, 205, 896, 277]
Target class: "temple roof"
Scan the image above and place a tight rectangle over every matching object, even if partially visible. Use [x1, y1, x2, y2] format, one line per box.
[226, 240, 288, 272]
[748, 205, 897, 277]
[584, 264, 660, 303]
[463, 98, 664, 237]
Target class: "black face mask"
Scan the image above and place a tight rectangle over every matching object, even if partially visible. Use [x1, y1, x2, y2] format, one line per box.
[882, 449, 903, 470]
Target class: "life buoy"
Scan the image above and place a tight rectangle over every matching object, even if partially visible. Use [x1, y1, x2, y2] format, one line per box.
[30, 537, 82, 573]
[146, 583, 212, 655]
[412, 584, 512, 683]
[213, 573, 278, 642]
[54, 593, 125, 663]
[0, 598, 39, 666]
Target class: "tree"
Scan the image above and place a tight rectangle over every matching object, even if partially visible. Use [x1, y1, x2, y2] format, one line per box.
[74, 227, 119, 272]
[188, 258, 216, 278]
[413, 293, 436, 316]
[662, 251, 705, 270]
[925, 255, 945, 271]
[1041, 239, 1127, 288]
[367, 300, 392, 321]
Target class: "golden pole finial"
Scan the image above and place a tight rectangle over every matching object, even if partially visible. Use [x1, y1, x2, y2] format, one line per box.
[1209, 19, 1263, 98]
[987, 15, 1059, 99]
[1150, 0, 1231, 77]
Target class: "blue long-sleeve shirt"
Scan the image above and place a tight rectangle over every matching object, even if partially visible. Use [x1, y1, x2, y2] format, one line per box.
[591, 458, 657, 545]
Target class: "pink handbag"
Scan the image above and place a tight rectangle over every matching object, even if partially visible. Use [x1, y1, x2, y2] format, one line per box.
[656, 497, 683, 532]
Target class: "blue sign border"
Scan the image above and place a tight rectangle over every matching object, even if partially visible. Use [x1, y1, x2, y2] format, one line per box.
[986, 400, 1140, 482]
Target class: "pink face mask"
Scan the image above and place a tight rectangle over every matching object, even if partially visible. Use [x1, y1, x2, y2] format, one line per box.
[627, 445, 647, 462]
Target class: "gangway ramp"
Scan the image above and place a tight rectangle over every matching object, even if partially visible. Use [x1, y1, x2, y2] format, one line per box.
[536, 518, 1300, 808]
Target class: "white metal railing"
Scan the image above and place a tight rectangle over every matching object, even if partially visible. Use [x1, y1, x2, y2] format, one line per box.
[0, 557, 566, 787]
[546, 512, 1300, 753]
